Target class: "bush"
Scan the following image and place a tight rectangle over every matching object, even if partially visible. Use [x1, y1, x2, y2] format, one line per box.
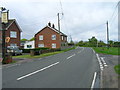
[114, 64, 120, 75]
[21, 48, 49, 53]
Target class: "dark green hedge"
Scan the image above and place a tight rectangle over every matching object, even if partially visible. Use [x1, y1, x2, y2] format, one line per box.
[21, 48, 49, 53]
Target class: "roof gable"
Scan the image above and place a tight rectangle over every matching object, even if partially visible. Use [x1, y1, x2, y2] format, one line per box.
[5, 19, 22, 32]
[35, 26, 67, 37]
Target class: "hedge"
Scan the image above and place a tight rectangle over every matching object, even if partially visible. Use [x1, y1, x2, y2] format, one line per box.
[21, 48, 49, 53]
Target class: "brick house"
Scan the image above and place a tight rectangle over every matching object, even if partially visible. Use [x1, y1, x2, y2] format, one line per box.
[0, 19, 22, 48]
[35, 23, 67, 49]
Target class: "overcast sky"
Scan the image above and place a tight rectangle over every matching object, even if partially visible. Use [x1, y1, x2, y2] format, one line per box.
[0, 0, 119, 42]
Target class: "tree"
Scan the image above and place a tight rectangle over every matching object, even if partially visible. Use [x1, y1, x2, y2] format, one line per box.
[113, 41, 120, 47]
[29, 37, 35, 41]
[21, 38, 28, 42]
[98, 40, 106, 47]
[88, 36, 98, 47]
[108, 40, 114, 47]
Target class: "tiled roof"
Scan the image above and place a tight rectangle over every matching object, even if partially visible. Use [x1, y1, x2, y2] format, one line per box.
[0, 19, 22, 32]
[35, 25, 67, 37]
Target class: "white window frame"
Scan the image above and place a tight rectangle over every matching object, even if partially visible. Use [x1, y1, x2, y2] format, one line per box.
[39, 35, 43, 40]
[52, 35, 56, 40]
[52, 43, 56, 48]
[10, 31, 17, 38]
[38, 44, 44, 47]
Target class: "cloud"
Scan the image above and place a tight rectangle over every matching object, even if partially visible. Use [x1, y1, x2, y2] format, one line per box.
[1, 0, 118, 42]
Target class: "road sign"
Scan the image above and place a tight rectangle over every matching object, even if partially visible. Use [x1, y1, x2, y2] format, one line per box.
[5, 37, 10, 43]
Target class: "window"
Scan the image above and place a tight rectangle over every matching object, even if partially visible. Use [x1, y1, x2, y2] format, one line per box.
[10, 31, 17, 38]
[10, 43, 17, 47]
[27, 45, 32, 48]
[39, 35, 43, 40]
[52, 43, 56, 48]
[38, 44, 44, 47]
[52, 35, 56, 40]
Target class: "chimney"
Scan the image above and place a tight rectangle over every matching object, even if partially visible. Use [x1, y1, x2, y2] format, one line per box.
[48, 22, 51, 27]
[52, 24, 55, 28]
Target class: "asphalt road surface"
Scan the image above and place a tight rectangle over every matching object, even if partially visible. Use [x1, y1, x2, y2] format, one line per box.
[2, 47, 100, 88]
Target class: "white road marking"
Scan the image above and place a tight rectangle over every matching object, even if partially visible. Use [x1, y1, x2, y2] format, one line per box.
[101, 57, 108, 67]
[91, 72, 97, 89]
[77, 47, 84, 54]
[91, 48, 95, 54]
[96, 54, 104, 70]
[17, 62, 59, 81]
[67, 54, 75, 59]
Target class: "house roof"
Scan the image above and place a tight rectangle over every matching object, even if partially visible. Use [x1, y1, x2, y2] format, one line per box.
[35, 25, 67, 37]
[0, 19, 22, 32]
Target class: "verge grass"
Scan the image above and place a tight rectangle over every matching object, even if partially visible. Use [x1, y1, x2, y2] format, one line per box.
[93, 47, 119, 55]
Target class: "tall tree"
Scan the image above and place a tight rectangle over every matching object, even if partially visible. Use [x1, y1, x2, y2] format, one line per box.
[88, 36, 98, 47]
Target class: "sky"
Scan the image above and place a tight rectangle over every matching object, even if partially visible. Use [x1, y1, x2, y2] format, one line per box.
[0, 0, 119, 42]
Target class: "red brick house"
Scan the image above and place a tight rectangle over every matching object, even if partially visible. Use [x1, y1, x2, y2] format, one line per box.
[35, 23, 67, 49]
[0, 19, 22, 48]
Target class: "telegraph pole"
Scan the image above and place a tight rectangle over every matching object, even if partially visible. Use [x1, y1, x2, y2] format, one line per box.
[57, 13, 60, 32]
[106, 21, 109, 48]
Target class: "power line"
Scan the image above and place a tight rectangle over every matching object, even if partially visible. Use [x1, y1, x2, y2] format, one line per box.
[59, 0, 64, 14]
[109, 2, 119, 24]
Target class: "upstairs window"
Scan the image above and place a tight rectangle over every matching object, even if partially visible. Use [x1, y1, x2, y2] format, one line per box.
[10, 31, 17, 38]
[52, 35, 56, 40]
[39, 35, 43, 40]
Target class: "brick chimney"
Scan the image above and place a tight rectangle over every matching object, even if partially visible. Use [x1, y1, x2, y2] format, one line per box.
[52, 24, 55, 29]
[48, 22, 51, 27]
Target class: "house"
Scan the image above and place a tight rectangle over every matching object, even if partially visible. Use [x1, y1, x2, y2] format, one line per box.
[0, 19, 22, 48]
[35, 22, 67, 49]
[24, 40, 35, 49]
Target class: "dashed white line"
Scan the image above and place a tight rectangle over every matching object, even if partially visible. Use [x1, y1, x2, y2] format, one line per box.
[17, 62, 59, 81]
[67, 54, 75, 59]
[77, 47, 84, 54]
[101, 57, 108, 67]
[96, 54, 104, 70]
[91, 48, 95, 54]
[91, 72, 97, 89]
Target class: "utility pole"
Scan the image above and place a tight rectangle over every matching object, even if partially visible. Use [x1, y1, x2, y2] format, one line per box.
[1, 7, 9, 63]
[106, 21, 109, 48]
[57, 13, 60, 32]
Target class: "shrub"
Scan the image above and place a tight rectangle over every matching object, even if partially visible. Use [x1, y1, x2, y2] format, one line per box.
[21, 47, 49, 53]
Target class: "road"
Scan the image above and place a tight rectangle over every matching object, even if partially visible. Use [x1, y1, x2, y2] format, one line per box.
[2, 47, 100, 88]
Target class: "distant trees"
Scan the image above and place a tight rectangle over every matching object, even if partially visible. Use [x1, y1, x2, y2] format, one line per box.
[88, 36, 97, 47]
[76, 36, 120, 47]
[21, 37, 35, 42]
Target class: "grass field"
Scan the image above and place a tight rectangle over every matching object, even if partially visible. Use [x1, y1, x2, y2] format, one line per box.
[114, 64, 120, 75]
[93, 47, 120, 55]
[13, 47, 76, 59]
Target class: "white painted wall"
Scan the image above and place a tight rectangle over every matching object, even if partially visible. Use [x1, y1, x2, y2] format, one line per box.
[24, 40, 35, 49]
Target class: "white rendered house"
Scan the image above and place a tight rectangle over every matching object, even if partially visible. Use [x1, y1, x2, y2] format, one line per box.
[24, 41, 35, 49]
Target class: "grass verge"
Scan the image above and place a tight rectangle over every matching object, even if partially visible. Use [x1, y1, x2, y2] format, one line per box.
[93, 47, 119, 55]
[13, 47, 76, 59]
[114, 64, 120, 75]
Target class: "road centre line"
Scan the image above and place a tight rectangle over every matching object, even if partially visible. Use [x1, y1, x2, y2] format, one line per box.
[67, 54, 75, 59]
[91, 72, 97, 89]
[77, 47, 84, 54]
[17, 62, 59, 81]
